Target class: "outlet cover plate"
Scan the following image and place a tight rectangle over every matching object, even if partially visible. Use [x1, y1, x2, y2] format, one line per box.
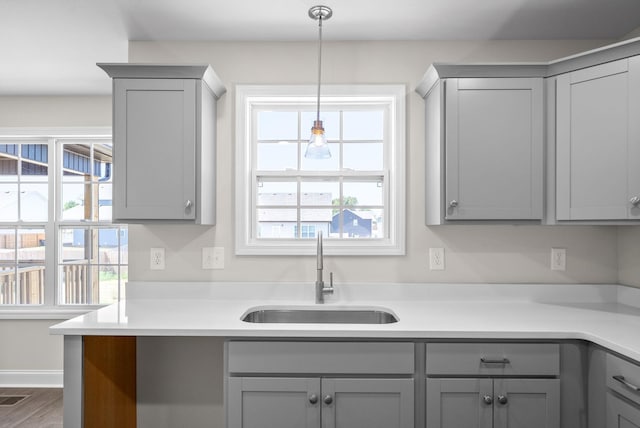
[429, 247, 445, 271]
[150, 248, 165, 270]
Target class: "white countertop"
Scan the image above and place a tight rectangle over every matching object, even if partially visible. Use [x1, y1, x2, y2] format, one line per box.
[50, 282, 640, 362]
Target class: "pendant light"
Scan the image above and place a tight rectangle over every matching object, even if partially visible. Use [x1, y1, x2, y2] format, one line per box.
[304, 5, 333, 159]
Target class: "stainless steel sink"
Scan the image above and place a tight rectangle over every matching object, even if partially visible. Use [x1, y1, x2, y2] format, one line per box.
[242, 307, 398, 324]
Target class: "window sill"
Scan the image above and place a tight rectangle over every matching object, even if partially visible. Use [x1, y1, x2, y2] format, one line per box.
[0, 306, 103, 320]
[235, 238, 405, 256]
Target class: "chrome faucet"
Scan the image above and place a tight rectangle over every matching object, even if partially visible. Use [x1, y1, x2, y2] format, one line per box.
[315, 231, 334, 304]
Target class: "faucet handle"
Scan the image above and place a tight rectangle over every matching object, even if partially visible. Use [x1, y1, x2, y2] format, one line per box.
[323, 272, 335, 295]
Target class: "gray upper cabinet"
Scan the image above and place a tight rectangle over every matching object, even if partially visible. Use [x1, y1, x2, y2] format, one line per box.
[98, 64, 225, 224]
[419, 72, 544, 224]
[555, 57, 640, 221]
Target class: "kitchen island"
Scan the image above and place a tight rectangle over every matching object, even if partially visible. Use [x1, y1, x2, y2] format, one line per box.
[51, 282, 640, 428]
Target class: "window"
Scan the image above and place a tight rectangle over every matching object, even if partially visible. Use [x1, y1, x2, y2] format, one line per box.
[236, 85, 405, 255]
[0, 129, 127, 312]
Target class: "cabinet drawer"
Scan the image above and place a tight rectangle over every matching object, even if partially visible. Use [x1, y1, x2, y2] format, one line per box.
[607, 353, 640, 405]
[426, 343, 559, 376]
[227, 341, 414, 375]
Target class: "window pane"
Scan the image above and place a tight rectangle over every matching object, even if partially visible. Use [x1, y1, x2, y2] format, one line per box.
[331, 209, 382, 239]
[300, 182, 338, 206]
[343, 142, 384, 171]
[257, 181, 297, 206]
[61, 228, 88, 262]
[18, 228, 45, 263]
[343, 181, 384, 206]
[61, 182, 90, 220]
[98, 228, 122, 259]
[257, 209, 297, 238]
[0, 229, 16, 263]
[343, 110, 384, 140]
[257, 111, 298, 140]
[0, 265, 16, 304]
[59, 264, 91, 305]
[301, 111, 340, 140]
[0, 146, 19, 176]
[257, 143, 298, 171]
[120, 229, 129, 265]
[97, 182, 113, 222]
[16, 263, 44, 304]
[300, 143, 339, 171]
[98, 265, 120, 304]
[20, 183, 48, 221]
[300, 208, 332, 228]
[0, 183, 18, 221]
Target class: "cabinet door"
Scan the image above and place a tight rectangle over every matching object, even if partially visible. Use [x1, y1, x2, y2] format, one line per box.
[556, 57, 640, 220]
[426, 378, 493, 428]
[445, 78, 543, 220]
[493, 378, 560, 428]
[322, 378, 414, 428]
[113, 78, 197, 220]
[607, 392, 640, 428]
[227, 377, 321, 428]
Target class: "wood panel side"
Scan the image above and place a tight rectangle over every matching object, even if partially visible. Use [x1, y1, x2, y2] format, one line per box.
[83, 336, 136, 428]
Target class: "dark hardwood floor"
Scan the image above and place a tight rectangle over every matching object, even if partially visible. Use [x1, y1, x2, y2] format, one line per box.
[0, 388, 62, 428]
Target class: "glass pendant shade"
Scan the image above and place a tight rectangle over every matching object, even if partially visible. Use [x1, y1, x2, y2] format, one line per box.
[305, 119, 331, 159]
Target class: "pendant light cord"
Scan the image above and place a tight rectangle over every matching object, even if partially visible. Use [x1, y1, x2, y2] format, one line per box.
[316, 15, 323, 123]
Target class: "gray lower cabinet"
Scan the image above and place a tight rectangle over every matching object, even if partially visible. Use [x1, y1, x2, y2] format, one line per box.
[425, 343, 561, 428]
[227, 377, 414, 428]
[555, 56, 640, 221]
[426, 378, 560, 428]
[606, 352, 640, 428]
[607, 392, 640, 428]
[226, 341, 415, 428]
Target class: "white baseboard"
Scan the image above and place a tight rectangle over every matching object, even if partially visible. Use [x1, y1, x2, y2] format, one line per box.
[0, 370, 63, 388]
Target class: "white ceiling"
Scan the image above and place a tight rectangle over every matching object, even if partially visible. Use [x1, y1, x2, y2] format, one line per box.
[2, 0, 640, 95]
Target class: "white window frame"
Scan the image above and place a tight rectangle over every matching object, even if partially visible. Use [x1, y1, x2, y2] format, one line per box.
[0, 127, 124, 318]
[235, 85, 406, 256]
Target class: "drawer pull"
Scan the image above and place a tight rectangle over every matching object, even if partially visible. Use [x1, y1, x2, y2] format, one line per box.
[613, 375, 640, 392]
[309, 394, 319, 404]
[480, 357, 510, 365]
[482, 395, 493, 405]
[497, 395, 508, 405]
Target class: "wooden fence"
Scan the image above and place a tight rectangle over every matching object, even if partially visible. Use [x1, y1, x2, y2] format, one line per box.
[0, 263, 99, 305]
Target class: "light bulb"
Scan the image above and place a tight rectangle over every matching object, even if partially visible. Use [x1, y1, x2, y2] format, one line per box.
[304, 120, 331, 159]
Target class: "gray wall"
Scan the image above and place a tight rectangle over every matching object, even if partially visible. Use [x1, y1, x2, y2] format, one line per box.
[127, 40, 620, 285]
[618, 227, 640, 287]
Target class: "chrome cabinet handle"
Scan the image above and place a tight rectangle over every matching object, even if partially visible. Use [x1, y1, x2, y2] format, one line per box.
[323, 395, 333, 405]
[613, 375, 640, 392]
[185, 200, 193, 209]
[480, 357, 510, 365]
[449, 200, 458, 208]
[482, 395, 493, 405]
[630, 197, 640, 206]
[497, 395, 508, 405]
[309, 394, 319, 404]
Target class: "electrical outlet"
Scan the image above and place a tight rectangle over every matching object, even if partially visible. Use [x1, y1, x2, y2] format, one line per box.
[551, 248, 566, 271]
[150, 248, 165, 270]
[203, 247, 224, 269]
[429, 247, 445, 270]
